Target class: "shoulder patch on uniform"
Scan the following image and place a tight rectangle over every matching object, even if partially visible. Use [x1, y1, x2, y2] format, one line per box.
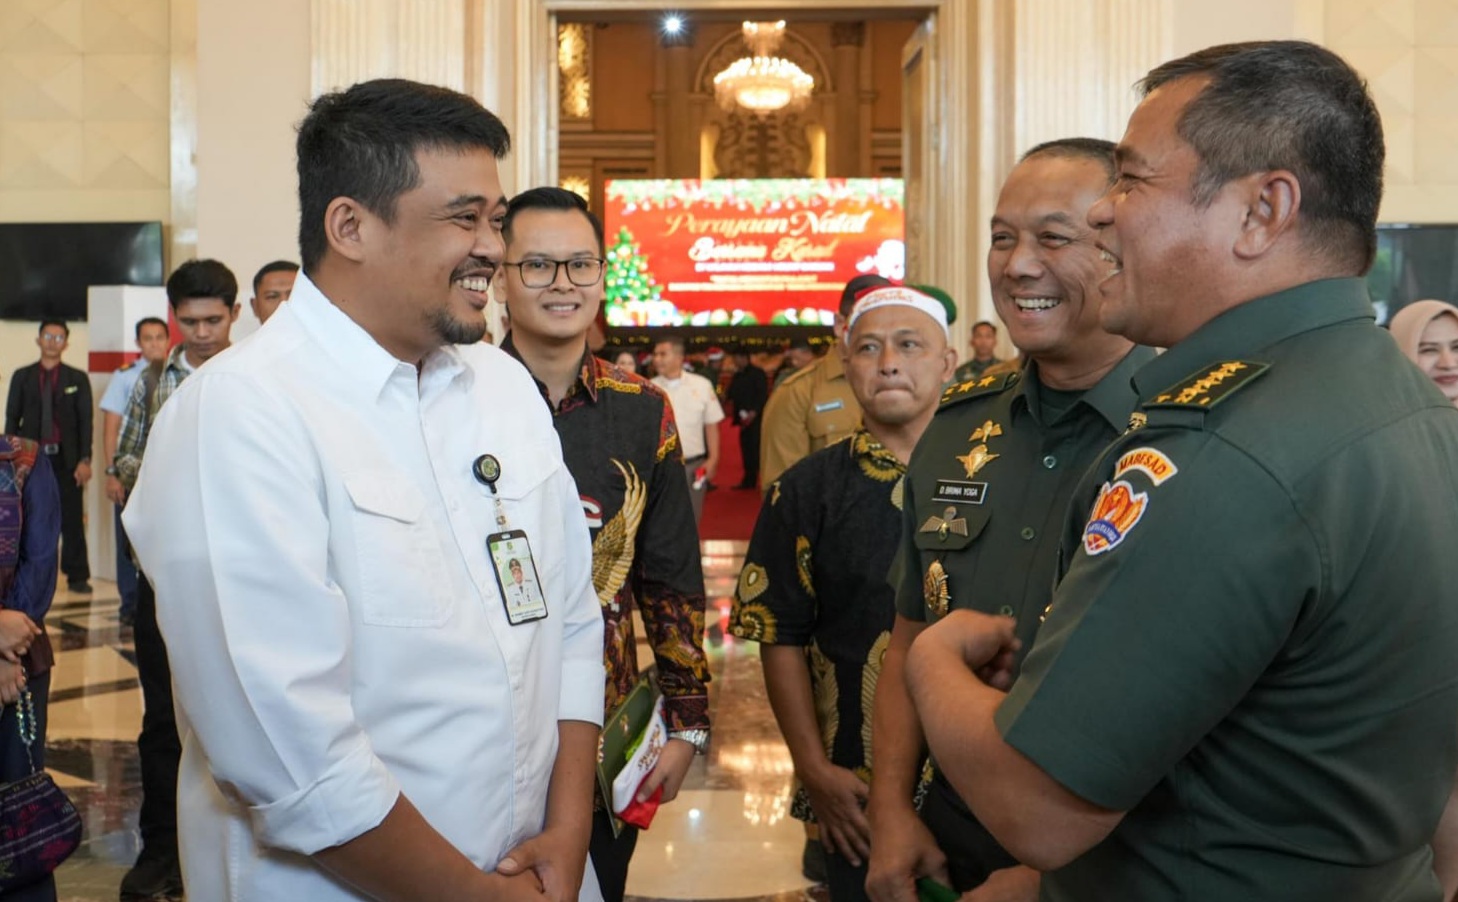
[939, 371, 1019, 409]
[1145, 360, 1269, 410]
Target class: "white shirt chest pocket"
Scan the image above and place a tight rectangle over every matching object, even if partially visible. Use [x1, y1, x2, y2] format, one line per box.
[343, 474, 452, 628]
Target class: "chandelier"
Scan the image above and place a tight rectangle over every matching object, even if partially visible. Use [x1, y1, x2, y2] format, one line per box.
[712, 21, 815, 115]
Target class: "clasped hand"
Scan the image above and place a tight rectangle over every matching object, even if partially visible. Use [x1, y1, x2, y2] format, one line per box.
[0, 610, 40, 663]
[912, 610, 1021, 691]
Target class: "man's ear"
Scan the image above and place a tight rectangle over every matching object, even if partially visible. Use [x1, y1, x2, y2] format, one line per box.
[1233, 170, 1301, 261]
[324, 197, 369, 264]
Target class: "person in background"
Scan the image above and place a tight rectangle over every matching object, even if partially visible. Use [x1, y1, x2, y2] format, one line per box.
[726, 348, 777, 490]
[652, 334, 724, 525]
[776, 339, 815, 386]
[249, 260, 299, 325]
[953, 321, 1002, 383]
[0, 434, 60, 902]
[98, 316, 170, 626]
[759, 274, 892, 492]
[732, 286, 957, 902]
[498, 186, 710, 902]
[1389, 300, 1458, 408]
[611, 348, 640, 375]
[5, 321, 93, 594]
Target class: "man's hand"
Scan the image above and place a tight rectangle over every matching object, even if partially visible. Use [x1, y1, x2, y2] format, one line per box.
[0, 659, 26, 705]
[0, 610, 39, 662]
[913, 611, 1020, 690]
[960, 866, 1039, 902]
[704, 461, 719, 482]
[104, 475, 126, 505]
[496, 825, 590, 902]
[635, 737, 696, 805]
[802, 761, 872, 866]
[74, 460, 92, 487]
[478, 871, 550, 902]
[866, 801, 948, 902]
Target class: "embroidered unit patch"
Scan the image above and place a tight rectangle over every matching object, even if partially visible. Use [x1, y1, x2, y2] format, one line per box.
[1083, 480, 1148, 556]
[1112, 447, 1179, 486]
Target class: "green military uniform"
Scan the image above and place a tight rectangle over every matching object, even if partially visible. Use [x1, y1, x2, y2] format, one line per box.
[759, 352, 860, 491]
[891, 345, 1152, 890]
[951, 356, 1000, 385]
[995, 280, 1458, 901]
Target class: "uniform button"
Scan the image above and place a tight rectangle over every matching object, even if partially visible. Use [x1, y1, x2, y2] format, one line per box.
[1042, 455, 1057, 469]
[998, 605, 1015, 617]
[1020, 527, 1035, 541]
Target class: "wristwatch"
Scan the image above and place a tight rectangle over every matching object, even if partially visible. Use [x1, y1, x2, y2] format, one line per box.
[668, 728, 710, 755]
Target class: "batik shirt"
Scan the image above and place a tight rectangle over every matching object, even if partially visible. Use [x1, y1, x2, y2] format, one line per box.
[503, 336, 710, 731]
[114, 345, 194, 491]
[730, 428, 904, 820]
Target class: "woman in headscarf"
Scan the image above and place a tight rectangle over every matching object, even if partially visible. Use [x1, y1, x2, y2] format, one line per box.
[1390, 299, 1458, 407]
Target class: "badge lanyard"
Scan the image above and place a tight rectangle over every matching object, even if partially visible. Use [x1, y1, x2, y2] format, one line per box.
[474, 454, 549, 625]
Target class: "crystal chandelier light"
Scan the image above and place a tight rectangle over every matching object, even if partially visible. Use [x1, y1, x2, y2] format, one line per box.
[712, 21, 815, 115]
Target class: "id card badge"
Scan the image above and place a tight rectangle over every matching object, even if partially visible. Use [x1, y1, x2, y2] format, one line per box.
[487, 530, 549, 625]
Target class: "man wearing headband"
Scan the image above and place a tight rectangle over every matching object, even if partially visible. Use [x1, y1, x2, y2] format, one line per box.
[759, 274, 892, 492]
[867, 138, 1153, 902]
[731, 285, 957, 902]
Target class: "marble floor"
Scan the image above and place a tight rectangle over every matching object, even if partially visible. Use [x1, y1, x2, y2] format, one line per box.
[43, 540, 826, 902]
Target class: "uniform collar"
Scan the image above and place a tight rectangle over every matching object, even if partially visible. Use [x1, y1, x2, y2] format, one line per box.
[288, 272, 470, 402]
[822, 350, 847, 382]
[1016, 346, 1155, 431]
[499, 334, 611, 406]
[848, 427, 906, 473]
[1132, 277, 1374, 399]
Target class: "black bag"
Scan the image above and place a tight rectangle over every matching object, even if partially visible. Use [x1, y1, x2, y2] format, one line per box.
[0, 686, 81, 890]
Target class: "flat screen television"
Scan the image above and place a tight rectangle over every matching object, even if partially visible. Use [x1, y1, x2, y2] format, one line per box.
[1368, 224, 1458, 325]
[0, 222, 165, 321]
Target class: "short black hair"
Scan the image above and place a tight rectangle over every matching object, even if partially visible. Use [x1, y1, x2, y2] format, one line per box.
[166, 259, 239, 309]
[296, 79, 512, 272]
[1022, 137, 1117, 183]
[38, 320, 68, 337]
[503, 187, 605, 255]
[654, 335, 687, 354]
[973, 320, 998, 334]
[839, 274, 894, 318]
[252, 260, 299, 293]
[1138, 40, 1383, 273]
[788, 338, 813, 352]
[135, 317, 168, 340]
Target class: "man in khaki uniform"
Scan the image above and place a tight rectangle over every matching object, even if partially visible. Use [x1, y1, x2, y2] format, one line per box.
[759, 274, 890, 491]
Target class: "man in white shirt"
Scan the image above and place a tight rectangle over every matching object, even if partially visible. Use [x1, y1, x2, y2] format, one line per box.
[651, 335, 723, 523]
[123, 78, 606, 902]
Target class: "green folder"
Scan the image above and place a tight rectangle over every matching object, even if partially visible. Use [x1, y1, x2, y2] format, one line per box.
[916, 877, 960, 902]
[595, 676, 660, 837]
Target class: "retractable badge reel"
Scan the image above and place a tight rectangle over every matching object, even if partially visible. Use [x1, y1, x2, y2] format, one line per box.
[474, 454, 549, 625]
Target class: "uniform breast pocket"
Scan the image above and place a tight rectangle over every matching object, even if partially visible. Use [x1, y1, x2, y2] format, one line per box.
[344, 474, 452, 628]
[912, 504, 992, 617]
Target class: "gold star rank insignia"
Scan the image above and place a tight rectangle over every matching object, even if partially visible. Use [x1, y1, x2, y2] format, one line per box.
[924, 559, 950, 618]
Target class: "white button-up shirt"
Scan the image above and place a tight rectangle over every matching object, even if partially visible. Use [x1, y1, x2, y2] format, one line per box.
[651, 371, 724, 460]
[124, 274, 605, 901]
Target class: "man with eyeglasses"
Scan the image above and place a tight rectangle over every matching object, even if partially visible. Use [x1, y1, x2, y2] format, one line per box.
[6, 319, 93, 594]
[498, 187, 711, 902]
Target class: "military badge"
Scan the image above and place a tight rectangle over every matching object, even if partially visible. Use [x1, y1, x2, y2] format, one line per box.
[918, 506, 968, 540]
[1112, 447, 1178, 486]
[1082, 480, 1148, 556]
[955, 420, 1004, 479]
[923, 560, 950, 617]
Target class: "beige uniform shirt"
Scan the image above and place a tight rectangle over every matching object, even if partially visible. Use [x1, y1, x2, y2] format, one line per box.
[758, 352, 860, 491]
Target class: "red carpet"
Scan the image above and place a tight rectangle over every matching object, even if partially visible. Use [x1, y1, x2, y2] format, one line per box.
[699, 418, 762, 541]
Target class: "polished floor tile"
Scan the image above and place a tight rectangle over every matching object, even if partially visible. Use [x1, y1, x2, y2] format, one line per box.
[38, 544, 818, 901]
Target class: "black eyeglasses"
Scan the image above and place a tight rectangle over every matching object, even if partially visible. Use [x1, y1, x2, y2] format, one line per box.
[502, 257, 606, 288]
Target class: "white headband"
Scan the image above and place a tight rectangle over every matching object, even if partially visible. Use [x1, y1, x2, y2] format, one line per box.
[846, 286, 951, 340]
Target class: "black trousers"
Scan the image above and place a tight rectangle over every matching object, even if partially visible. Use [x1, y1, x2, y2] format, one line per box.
[44, 452, 87, 583]
[589, 808, 640, 902]
[133, 575, 179, 855]
[0, 670, 56, 901]
[825, 847, 870, 902]
[919, 774, 1017, 893]
[739, 419, 762, 484]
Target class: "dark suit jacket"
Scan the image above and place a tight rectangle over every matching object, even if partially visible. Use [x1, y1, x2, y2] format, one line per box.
[6, 362, 93, 471]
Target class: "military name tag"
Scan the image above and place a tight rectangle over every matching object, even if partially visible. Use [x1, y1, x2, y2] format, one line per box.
[814, 399, 844, 413]
[932, 479, 987, 505]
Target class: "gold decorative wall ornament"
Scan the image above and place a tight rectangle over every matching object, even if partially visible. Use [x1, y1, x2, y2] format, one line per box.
[557, 23, 591, 120]
[712, 21, 814, 115]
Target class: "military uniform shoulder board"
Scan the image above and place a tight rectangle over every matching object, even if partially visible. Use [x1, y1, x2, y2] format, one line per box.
[939, 371, 1019, 410]
[1145, 360, 1270, 410]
